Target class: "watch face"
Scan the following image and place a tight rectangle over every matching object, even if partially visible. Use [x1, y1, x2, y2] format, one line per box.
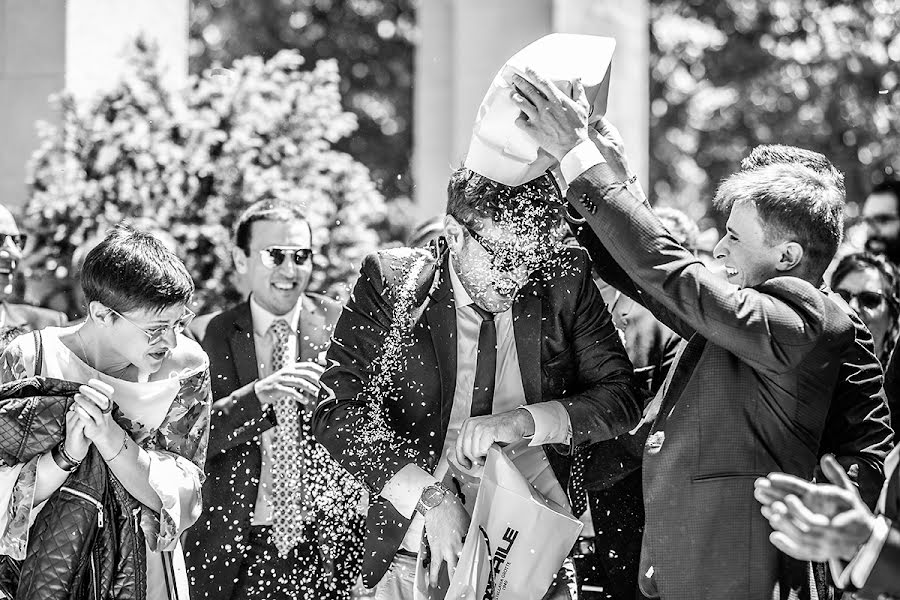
[422, 486, 444, 508]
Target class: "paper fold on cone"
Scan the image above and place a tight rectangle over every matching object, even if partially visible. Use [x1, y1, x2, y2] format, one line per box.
[465, 33, 616, 186]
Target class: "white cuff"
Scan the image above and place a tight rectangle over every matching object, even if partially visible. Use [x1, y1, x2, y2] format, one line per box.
[559, 140, 606, 188]
[379, 464, 439, 520]
[829, 515, 890, 589]
[520, 402, 572, 446]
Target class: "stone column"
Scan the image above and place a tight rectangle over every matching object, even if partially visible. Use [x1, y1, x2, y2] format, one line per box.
[0, 0, 188, 213]
[412, 0, 649, 220]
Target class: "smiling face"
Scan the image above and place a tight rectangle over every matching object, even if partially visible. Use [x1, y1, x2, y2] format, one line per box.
[834, 267, 891, 351]
[0, 206, 22, 298]
[107, 302, 189, 374]
[713, 201, 786, 288]
[235, 218, 313, 316]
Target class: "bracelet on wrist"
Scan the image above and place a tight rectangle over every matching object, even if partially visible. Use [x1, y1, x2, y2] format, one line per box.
[51, 442, 81, 472]
[103, 431, 129, 462]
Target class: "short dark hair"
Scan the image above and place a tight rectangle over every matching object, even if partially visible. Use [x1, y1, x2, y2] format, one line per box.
[445, 168, 564, 235]
[869, 178, 900, 208]
[741, 144, 845, 195]
[81, 224, 194, 313]
[233, 198, 310, 253]
[714, 163, 845, 282]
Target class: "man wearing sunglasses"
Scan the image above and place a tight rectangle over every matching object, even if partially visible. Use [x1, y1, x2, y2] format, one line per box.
[314, 168, 640, 600]
[184, 199, 363, 600]
[0, 204, 66, 330]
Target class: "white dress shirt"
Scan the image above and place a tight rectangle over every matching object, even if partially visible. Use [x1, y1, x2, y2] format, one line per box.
[380, 257, 573, 552]
[248, 295, 302, 526]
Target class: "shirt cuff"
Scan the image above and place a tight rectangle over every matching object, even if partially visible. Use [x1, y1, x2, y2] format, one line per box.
[379, 464, 439, 520]
[520, 402, 572, 446]
[829, 515, 890, 589]
[559, 140, 606, 188]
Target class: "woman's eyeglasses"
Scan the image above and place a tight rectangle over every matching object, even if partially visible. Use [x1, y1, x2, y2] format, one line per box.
[836, 289, 886, 311]
[258, 246, 314, 269]
[109, 308, 196, 345]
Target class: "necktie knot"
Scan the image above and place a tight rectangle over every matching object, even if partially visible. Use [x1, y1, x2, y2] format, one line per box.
[471, 304, 495, 322]
[270, 318, 291, 341]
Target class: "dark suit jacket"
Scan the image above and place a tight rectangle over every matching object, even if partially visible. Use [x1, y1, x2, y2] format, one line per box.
[182, 293, 348, 600]
[312, 244, 640, 586]
[3, 302, 66, 330]
[568, 164, 870, 600]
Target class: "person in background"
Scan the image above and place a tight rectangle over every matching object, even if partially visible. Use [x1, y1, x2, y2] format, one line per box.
[0, 224, 211, 599]
[831, 252, 900, 369]
[862, 178, 900, 266]
[0, 204, 66, 330]
[183, 198, 364, 600]
[406, 216, 445, 249]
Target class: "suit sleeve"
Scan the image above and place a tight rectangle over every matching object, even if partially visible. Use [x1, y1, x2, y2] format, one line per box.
[572, 220, 696, 340]
[205, 382, 276, 457]
[551, 251, 642, 452]
[817, 319, 893, 510]
[568, 164, 828, 375]
[199, 328, 276, 458]
[313, 254, 429, 495]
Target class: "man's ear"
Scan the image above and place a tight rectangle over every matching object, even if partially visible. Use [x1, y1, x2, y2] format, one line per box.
[233, 247, 249, 274]
[443, 215, 465, 254]
[89, 301, 115, 326]
[776, 241, 804, 273]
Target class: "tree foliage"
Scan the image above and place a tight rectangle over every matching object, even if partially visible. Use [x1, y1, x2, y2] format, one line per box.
[190, 0, 417, 202]
[25, 41, 389, 314]
[649, 0, 900, 228]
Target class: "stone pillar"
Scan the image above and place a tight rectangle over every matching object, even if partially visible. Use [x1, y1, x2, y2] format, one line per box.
[554, 0, 650, 190]
[0, 0, 188, 213]
[412, 0, 553, 222]
[412, 0, 649, 220]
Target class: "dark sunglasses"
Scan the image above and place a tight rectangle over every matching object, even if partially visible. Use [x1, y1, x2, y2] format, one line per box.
[836, 289, 886, 311]
[257, 246, 313, 269]
[0, 234, 27, 250]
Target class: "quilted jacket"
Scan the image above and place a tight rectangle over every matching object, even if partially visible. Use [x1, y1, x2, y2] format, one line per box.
[0, 375, 146, 600]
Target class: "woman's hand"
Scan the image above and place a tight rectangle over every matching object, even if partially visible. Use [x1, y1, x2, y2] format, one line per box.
[64, 405, 91, 461]
[72, 378, 126, 457]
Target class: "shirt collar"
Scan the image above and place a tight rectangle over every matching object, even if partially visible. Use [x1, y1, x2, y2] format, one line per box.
[249, 295, 303, 337]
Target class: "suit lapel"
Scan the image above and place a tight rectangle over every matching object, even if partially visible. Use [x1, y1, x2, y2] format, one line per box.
[426, 254, 457, 435]
[228, 302, 259, 387]
[513, 284, 543, 405]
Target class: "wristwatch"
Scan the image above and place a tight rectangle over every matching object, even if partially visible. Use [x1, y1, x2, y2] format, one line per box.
[415, 482, 452, 516]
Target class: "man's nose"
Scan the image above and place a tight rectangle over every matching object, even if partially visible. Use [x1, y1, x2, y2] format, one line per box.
[713, 238, 728, 260]
[276, 255, 297, 275]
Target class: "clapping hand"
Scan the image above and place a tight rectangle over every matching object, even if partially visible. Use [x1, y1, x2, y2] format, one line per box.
[754, 454, 877, 562]
[71, 378, 126, 457]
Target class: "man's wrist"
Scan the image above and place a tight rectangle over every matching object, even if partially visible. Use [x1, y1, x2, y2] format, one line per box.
[93, 426, 123, 457]
[515, 407, 536, 438]
[416, 482, 453, 516]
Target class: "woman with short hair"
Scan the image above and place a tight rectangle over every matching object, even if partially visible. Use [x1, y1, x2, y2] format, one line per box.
[0, 224, 211, 600]
[831, 251, 900, 367]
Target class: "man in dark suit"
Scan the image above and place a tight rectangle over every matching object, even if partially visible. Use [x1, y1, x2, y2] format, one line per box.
[0, 204, 65, 330]
[756, 448, 900, 600]
[512, 73, 864, 599]
[183, 199, 363, 599]
[313, 169, 640, 599]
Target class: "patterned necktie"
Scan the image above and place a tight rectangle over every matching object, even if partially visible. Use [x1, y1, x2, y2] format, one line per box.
[268, 319, 304, 557]
[470, 305, 497, 417]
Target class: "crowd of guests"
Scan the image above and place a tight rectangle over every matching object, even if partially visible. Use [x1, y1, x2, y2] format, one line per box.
[1, 89, 900, 600]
